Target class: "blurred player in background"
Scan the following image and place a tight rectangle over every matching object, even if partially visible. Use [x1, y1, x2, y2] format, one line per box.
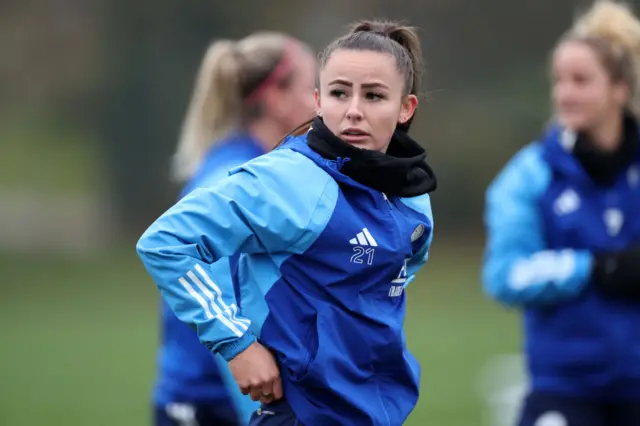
[483, 1, 640, 424]
[155, 31, 316, 426]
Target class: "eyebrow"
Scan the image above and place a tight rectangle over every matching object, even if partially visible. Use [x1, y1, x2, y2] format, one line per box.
[328, 78, 389, 89]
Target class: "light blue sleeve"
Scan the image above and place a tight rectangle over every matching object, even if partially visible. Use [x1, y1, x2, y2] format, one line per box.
[402, 193, 434, 287]
[481, 143, 593, 308]
[194, 157, 251, 191]
[136, 149, 334, 361]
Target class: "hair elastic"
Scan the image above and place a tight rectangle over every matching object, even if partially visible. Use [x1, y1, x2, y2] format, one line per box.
[243, 41, 299, 104]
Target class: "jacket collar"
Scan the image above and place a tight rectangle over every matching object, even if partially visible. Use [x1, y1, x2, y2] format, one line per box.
[542, 114, 640, 187]
[300, 117, 437, 197]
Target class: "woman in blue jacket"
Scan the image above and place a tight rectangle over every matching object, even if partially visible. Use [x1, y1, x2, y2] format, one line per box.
[483, 1, 640, 425]
[138, 20, 437, 426]
[155, 32, 316, 426]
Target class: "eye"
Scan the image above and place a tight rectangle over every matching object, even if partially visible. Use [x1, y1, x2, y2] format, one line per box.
[329, 89, 347, 98]
[365, 92, 386, 101]
[573, 74, 590, 85]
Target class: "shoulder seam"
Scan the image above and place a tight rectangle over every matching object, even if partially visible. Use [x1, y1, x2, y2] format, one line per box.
[398, 194, 431, 216]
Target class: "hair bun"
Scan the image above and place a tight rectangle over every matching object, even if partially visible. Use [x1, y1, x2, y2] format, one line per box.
[350, 20, 415, 44]
[572, 1, 640, 55]
[351, 21, 392, 36]
[349, 20, 421, 64]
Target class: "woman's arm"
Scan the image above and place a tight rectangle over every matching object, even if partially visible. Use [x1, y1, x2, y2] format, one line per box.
[481, 144, 593, 308]
[137, 150, 334, 360]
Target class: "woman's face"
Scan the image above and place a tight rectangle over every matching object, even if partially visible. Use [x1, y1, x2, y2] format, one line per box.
[274, 49, 317, 134]
[552, 41, 628, 134]
[315, 49, 417, 152]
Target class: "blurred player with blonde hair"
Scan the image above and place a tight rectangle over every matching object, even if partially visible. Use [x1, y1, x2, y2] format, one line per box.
[483, 1, 640, 424]
[155, 31, 316, 426]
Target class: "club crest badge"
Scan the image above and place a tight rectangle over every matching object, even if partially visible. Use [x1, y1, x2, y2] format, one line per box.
[411, 224, 425, 242]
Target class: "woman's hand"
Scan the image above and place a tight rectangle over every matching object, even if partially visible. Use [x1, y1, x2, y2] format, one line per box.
[228, 341, 283, 404]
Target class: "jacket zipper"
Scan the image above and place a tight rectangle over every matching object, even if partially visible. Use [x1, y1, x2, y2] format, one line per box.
[382, 192, 403, 248]
[379, 192, 402, 426]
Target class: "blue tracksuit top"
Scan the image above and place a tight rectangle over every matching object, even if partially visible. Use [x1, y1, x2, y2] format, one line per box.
[155, 132, 263, 420]
[138, 134, 435, 425]
[482, 122, 640, 400]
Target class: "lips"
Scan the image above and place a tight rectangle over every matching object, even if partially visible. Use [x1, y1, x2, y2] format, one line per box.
[341, 128, 369, 139]
[342, 128, 368, 134]
[341, 131, 369, 144]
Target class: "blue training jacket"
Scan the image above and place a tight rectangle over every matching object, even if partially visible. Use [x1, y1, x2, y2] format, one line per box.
[482, 123, 640, 400]
[155, 132, 263, 421]
[138, 134, 434, 426]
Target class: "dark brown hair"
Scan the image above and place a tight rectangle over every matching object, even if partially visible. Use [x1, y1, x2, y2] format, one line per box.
[322, 20, 423, 99]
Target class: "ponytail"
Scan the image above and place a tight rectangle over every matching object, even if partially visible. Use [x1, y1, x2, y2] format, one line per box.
[172, 40, 242, 182]
[172, 32, 304, 182]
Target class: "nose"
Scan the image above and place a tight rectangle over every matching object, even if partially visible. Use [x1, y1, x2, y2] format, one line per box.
[346, 97, 363, 121]
[554, 81, 575, 104]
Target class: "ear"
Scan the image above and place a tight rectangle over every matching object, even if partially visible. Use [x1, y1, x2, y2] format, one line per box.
[399, 94, 419, 124]
[314, 88, 322, 116]
[259, 85, 281, 113]
[613, 81, 630, 108]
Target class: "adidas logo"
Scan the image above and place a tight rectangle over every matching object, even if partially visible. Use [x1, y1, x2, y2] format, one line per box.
[349, 228, 378, 247]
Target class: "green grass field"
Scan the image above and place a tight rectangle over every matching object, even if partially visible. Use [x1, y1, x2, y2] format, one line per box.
[0, 242, 521, 426]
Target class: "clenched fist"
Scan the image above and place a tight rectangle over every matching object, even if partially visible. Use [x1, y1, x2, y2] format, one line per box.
[229, 341, 283, 404]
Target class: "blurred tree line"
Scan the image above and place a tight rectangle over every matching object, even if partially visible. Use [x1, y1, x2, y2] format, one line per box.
[4, 0, 629, 243]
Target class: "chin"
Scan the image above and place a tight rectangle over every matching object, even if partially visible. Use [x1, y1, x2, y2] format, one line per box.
[339, 138, 371, 150]
[346, 141, 369, 148]
[558, 115, 589, 132]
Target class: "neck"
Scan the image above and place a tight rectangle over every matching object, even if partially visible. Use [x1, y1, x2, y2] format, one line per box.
[306, 116, 438, 197]
[588, 112, 623, 152]
[247, 118, 285, 152]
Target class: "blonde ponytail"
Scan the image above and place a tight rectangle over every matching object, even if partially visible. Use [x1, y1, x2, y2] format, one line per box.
[171, 40, 242, 182]
[568, 0, 640, 115]
[171, 32, 303, 183]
